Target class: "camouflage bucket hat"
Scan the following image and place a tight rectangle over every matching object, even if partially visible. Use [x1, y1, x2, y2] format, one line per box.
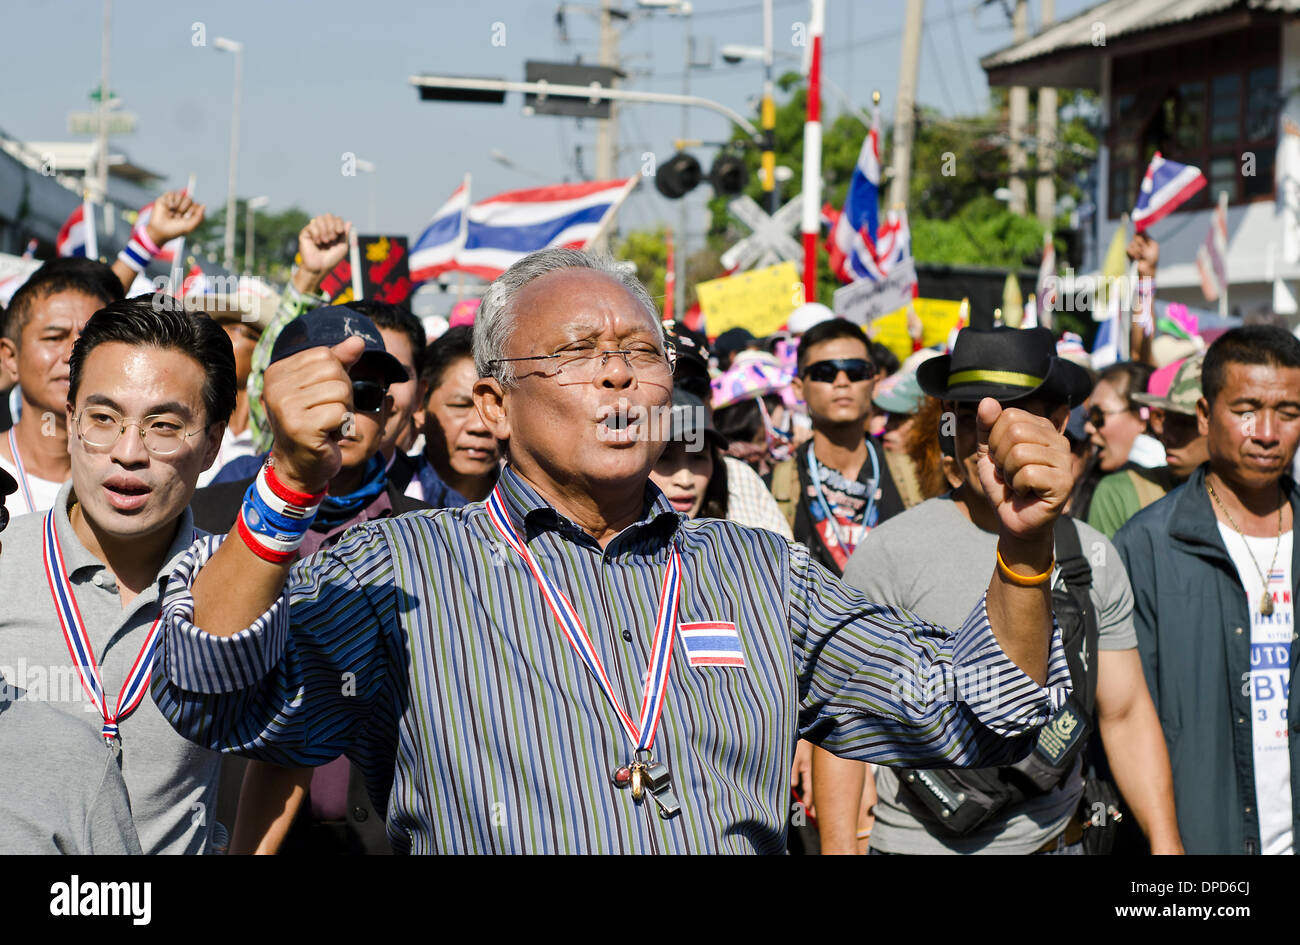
[1133, 355, 1204, 416]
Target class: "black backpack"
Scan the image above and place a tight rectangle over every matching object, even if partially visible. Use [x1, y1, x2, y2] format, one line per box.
[896, 516, 1100, 836]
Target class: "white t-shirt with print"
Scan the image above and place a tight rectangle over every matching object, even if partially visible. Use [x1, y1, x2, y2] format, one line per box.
[0, 452, 65, 516]
[1218, 524, 1294, 856]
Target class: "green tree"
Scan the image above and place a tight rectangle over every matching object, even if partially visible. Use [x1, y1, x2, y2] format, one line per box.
[189, 203, 311, 281]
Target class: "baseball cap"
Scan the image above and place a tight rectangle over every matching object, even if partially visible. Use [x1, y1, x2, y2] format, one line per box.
[786, 302, 835, 335]
[269, 305, 408, 385]
[1133, 355, 1203, 417]
[187, 278, 281, 334]
[873, 372, 925, 415]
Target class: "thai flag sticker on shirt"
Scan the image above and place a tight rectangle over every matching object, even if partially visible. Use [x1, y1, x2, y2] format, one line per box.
[679, 621, 746, 668]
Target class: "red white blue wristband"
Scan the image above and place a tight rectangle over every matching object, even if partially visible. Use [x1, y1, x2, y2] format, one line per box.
[116, 224, 162, 274]
[236, 460, 326, 563]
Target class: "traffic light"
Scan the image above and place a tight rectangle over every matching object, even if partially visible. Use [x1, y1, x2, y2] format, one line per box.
[709, 154, 749, 196]
[655, 152, 703, 199]
[654, 151, 750, 199]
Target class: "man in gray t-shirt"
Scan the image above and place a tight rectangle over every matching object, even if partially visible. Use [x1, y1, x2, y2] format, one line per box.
[813, 329, 1182, 854]
[835, 496, 1143, 853]
[0, 676, 141, 854]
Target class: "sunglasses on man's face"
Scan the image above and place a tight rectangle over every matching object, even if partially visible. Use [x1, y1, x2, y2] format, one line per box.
[802, 358, 877, 384]
[351, 380, 389, 413]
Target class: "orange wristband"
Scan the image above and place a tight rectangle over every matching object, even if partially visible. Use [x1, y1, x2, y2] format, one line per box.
[996, 550, 1054, 587]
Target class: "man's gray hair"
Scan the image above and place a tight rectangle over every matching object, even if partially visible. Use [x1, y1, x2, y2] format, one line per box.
[473, 247, 664, 386]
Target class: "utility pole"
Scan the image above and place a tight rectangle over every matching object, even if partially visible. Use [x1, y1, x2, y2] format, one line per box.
[1035, 0, 1056, 227]
[889, 0, 925, 210]
[596, 0, 620, 182]
[95, 0, 112, 207]
[1008, 0, 1029, 215]
[594, 0, 622, 251]
[215, 37, 245, 273]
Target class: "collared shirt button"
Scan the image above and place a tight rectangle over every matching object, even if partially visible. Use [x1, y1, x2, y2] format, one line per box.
[92, 573, 104, 587]
[1235, 627, 1244, 635]
[1238, 716, 1247, 724]
[352, 807, 368, 822]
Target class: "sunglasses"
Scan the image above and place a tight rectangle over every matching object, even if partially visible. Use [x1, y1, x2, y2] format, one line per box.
[351, 380, 389, 413]
[1085, 405, 1130, 429]
[802, 358, 877, 384]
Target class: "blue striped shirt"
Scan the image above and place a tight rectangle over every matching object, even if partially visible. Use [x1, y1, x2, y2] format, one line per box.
[155, 465, 1069, 853]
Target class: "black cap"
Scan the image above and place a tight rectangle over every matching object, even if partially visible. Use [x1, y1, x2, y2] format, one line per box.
[666, 324, 711, 401]
[917, 326, 1092, 407]
[668, 388, 726, 449]
[269, 305, 408, 385]
[714, 327, 757, 359]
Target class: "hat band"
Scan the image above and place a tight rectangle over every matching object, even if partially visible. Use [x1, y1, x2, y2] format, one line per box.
[947, 369, 1044, 389]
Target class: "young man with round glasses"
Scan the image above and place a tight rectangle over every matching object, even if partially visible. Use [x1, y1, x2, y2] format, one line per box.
[0, 297, 236, 854]
[768, 317, 904, 576]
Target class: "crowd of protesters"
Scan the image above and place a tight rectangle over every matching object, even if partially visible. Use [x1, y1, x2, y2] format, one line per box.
[0, 187, 1295, 857]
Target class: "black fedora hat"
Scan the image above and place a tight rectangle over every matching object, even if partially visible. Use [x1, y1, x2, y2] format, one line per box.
[917, 326, 1092, 407]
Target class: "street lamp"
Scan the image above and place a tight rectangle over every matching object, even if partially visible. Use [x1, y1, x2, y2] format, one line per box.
[354, 158, 377, 232]
[244, 195, 269, 274]
[214, 36, 243, 272]
[490, 149, 551, 182]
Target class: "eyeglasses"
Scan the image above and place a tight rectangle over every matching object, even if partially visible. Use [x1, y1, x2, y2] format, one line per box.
[489, 343, 677, 383]
[75, 406, 204, 456]
[351, 380, 389, 413]
[1085, 405, 1131, 429]
[802, 358, 877, 384]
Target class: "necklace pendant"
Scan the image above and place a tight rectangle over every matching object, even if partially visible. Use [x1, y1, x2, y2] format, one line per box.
[1261, 591, 1275, 617]
[611, 765, 632, 789]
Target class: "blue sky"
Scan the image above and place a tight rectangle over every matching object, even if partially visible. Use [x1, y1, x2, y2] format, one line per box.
[1, 0, 1099, 243]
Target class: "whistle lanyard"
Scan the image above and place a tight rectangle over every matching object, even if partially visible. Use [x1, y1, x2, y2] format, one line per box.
[7, 427, 35, 513]
[485, 485, 681, 753]
[42, 509, 187, 746]
[806, 439, 879, 556]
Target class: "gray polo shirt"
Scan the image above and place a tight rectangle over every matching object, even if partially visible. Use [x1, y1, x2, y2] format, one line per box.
[0, 483, 220, 854]
[0, 675, 142, 854]
[842, 495, 1137, 854]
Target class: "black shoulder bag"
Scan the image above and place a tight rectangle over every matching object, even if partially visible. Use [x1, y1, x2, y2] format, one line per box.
[895, 517, 1101, 838]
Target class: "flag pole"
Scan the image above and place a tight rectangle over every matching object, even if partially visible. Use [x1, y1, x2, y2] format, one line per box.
[585, 176, 638, 251]
[83, 192, 99, 262]
[349, 228, 364, 301]
[170, 173, 197, 296]
[800, 0, 825, 306]
[1218, 190, 1229, 318]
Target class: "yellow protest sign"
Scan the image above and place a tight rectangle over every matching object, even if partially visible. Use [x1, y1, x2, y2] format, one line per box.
[868, 298, 962, 364]
[696, 261, 802, 337]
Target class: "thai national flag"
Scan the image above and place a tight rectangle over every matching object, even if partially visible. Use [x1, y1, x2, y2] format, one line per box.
[1133, 152, 1206, 233]
[678, 621, 746, 668]
[828, 103, 882, 282]
[1091, 299, 1119, 370]
[56, 201, 97, 258]
[410, 175, 470, 284]
[452, 178, 638, 281]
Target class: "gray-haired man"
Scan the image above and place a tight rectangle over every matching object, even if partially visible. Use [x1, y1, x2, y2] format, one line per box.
[153, 248, 1075, 854]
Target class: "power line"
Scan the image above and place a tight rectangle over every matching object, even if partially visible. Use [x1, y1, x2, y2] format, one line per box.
[924, 24, 958, 117]
[945, 0, 982, 115]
